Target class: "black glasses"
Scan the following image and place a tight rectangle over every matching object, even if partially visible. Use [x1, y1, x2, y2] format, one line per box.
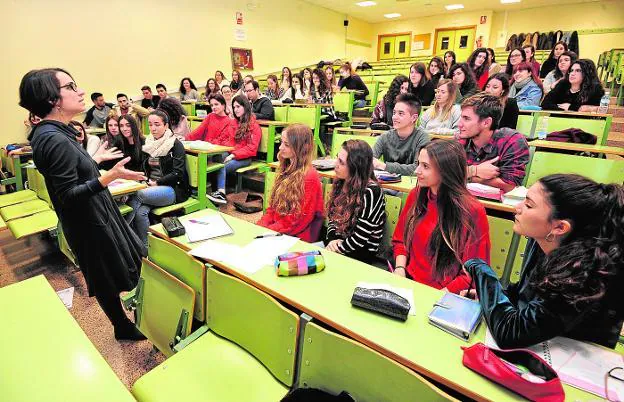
[59, 82, 78, 92]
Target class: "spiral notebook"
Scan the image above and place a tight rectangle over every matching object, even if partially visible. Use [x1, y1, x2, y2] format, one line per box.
[428, 293, 482, 341]
[485, 329, 624, 399]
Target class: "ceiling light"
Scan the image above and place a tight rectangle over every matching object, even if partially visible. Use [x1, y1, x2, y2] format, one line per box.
[384, 13, 401, 18]
[445, 4, 464, 10]
[500, 0, 521, 3]
[356, 1, 377, 6]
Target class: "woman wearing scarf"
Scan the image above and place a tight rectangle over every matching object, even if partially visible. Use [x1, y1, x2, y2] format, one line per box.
[127, 110, 190, 246]
[509, 61, 543, 109]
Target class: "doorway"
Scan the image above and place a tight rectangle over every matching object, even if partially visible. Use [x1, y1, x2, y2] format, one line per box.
[433, 26, 476, 62]
[377, 33, 412, 61]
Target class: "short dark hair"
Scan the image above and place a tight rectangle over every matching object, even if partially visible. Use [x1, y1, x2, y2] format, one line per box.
[149, 109, 169, 126]
[141, 85, 152, 92]
[156, 83, 167, 91]
[395, 93, 422, 115]
[19, 68, 72, 118]
[245, 80, 260, 91]
[461, 92, 503, 130]
[117, 93, 128, 100]
[90, 92, 103, 101]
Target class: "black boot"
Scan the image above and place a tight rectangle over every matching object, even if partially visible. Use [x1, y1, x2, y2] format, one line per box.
[95, 290, 146, 342]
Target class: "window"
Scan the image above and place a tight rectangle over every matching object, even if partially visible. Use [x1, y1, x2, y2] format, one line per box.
[441, 37, 449, 50]
[459, 35, 468, 48]
[398, 40, 406, 53]
[384, 42, 391, 54]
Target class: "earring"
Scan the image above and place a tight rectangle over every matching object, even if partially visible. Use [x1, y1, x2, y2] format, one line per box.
[545, 231, 555, 242]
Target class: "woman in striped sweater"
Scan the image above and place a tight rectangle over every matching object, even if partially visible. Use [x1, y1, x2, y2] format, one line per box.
[325, 139, 386, 263]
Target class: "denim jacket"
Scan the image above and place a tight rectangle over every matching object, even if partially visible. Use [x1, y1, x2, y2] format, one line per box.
[512, 80, 543, 109]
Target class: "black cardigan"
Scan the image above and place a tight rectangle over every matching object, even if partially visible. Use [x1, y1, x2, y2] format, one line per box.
[141, 139, 190, 203]
[410, 79, 435, 106]
[541, 81, 604, 111]
[499, 98, 519, 130]
[338, 75, 369, 100]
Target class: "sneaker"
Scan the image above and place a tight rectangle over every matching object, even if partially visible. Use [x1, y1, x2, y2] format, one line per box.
[207, 190, 227, 205]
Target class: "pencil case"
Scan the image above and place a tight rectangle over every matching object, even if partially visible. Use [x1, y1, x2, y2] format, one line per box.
[275, 250, 325, 277]
[461, 343, 564, 402]
[351, 287, 410, 321]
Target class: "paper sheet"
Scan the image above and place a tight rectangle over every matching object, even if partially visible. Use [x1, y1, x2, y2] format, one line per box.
[239, 234, 300, 273]
[189, 240, 246, 267]
[355, 282, 416, 316]
[56, 287, 74, 309]
[182, 215, 234, 243]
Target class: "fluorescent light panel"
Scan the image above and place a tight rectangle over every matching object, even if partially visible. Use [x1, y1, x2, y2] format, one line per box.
[384, 13, 401, 18]
[355, 1, 377, 6]
[445, 3, 464, 9]
[500, 0, 521, 3]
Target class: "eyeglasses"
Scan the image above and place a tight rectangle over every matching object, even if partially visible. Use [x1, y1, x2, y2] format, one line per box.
[510, 54, 522, 59]
[605, 367, 624, 400]
[59, 82, 78, 92]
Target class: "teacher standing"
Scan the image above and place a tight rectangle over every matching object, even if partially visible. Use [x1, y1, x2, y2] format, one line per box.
[19, 68, 147, 341]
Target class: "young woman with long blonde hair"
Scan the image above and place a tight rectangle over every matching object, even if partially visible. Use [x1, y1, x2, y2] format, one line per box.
[418, 79, 461, 136]
[258, 124, 324, 242]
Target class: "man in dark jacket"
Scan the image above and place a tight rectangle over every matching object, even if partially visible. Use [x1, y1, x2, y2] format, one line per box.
[244, 80, 274, 120]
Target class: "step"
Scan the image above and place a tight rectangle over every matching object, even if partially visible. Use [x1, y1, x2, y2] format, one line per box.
[612, 117, 624, 132]
[607, 131, 624, 148]
[609, 105, 624, 118]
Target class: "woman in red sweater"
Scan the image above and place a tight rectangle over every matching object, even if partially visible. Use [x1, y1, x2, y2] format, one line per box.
[207, 95, 262, 205]
[392, 140, 490, 293]
[185, 94, 233, 144]
[467, 48, 490, 90]
[257, 124, 324, 242]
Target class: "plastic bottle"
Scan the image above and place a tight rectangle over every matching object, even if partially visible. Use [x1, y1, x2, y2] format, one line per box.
[598, 90, 610, 114]
[537, 115, 549, 140]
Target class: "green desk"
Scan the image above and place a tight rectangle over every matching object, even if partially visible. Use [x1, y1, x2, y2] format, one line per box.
[0, 275, 135, 402]
[149, 209, 601, 401]
[1, 149, 30, 191]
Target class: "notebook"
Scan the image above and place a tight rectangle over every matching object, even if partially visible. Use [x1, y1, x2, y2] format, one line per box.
[312, 159, 336, 171]
[485, 329, 624, 399]
[428, 292, 482, 341]
[467, 182, 503, 202]
[502, 186, 528, 207]
[181, 214, 234, 243]
[374, 170, 402, 183]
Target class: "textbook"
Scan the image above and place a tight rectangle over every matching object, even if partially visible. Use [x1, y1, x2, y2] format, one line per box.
[428, 292, 482, 341]
[502, 186, 528, 206]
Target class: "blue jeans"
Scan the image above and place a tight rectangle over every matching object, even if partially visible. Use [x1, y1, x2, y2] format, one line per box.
[354, 99, 366, 108]
[127, 186, 176, 246]
[216, 154, 251, 191]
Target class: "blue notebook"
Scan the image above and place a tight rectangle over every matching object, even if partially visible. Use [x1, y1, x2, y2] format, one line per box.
[428, 292, 482, 341]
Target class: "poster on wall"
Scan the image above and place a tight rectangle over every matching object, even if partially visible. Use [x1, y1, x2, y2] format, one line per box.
[234, 28, 247, 41]
[231, 48, 254, 70]
[236, 12, 243, 25]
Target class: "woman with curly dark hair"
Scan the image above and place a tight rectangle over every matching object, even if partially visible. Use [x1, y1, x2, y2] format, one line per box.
[465, 174, 624, 349]
[543, 50, 576, 94]
[467, 48, 490, 89]
[428, 56, 445, 87]
[179, 77, 198, 101]
[540, 41, 568, 78]
[230, 69, 243, 91]
[326, 139, 386, 263]
[204, 78, 220, 99]
[157, 97, 189, 139]
[370, 75, 409, 126]
[541, 59, 605, 112]
[408, 62, 435, 106]
[449, 63, 479, 103]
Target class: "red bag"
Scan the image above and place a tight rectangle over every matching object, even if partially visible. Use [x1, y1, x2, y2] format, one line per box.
[462, 343, 565, 402]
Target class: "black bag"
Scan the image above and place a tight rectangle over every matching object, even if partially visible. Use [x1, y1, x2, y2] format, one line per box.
[233, 193, 263, 214]
[351, 287, 410, 321]
[281, 389, 355, 402]
[161, 217, 185, 237]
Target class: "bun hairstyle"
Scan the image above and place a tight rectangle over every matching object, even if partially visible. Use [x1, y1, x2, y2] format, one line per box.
[533, 174, 624, 309]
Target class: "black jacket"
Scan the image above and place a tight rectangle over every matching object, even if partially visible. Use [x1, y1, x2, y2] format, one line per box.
[541, 80, 604, 111]
[141, 96, 161, 109]
[141, 139, 190, 203]
[465, 239, 623, 349]
[499, 98, 519, 130]
[410, 79, 435, 106]
[338, 75, 369, 100]
[251, 96, 275, 120]
[84, 102, 114, 126]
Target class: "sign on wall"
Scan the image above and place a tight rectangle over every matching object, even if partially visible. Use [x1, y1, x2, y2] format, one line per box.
[480, 15, 487, 25]
[236, 12, 243, 25]
[231, 48, 254, 70]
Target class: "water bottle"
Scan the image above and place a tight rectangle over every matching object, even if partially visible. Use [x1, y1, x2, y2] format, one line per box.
[598, 90, 610, 114]
[537, 116, 549, 140]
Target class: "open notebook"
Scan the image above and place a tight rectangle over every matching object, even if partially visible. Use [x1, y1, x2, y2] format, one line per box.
[485, 329, 624, 400]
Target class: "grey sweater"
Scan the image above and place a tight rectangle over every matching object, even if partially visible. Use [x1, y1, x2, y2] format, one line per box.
[372, 128, 430, 176]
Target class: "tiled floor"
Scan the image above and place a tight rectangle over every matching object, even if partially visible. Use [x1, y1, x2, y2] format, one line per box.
[0, 191, 263, 389]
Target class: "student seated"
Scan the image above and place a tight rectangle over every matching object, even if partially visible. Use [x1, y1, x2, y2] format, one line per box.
[157, 97, 189, 140]
[522, 45, 540, 77]
[301, 68, 313, 97]
[487, 48, 502, 75]
[215, 70, 229, 89]
[111, 93, 150, 132]
[258, 124, 324, 242]
[467, 48, 490, 89]
[281, 67, 292, 89]
[427, 57, 445, 88]
[140, 85, 160, 110]
[179, 77, 199, 101]
[69, 120, 100, 156]
[156, 84, 169, 100]
[372, 93, 430, 176]
[325, 140, 386, 264]
[84, 92, 113, 128]
[464, 174, 624, 349]
[392, 140, 490, 293]
[371, 75, 409, 127]
[541, 59, 605, 112]
[230, 69, 243, 92]
[244, 80, 274, 120]
[310, 68, 336, 120]
[186, 94, 234, 143]
[264, 74, 282, 101]
[337, 62, 369, 108]
[539, 41, 568, 79]
[504, 47, 526, 77]
[458, 93, 530, 193]
[118, 115, 145, 172]
[418, 78, 461, 136]
[203, 78, 220, 100]
[449, 63, 479, 103]
[207, 95, 261, 205]
[408, 62, 435, 106]
[324, 65, 339, 92]
[543, 50, 576, 94]
[484, 73, 519, 130]
[292, 75, 308, 101]
[509, 62, 543, 109]
[99, 115, 123, 170]
[127, 110, 190, 247]
[443, 51, 456, 76]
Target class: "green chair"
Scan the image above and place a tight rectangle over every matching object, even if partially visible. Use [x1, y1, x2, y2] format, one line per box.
[330, 133, 378, 158]
[526, 152, 624, 187]
[264, 170, 276, 211]
[188, 116, 204, 131]
[0, 199, 51, 221]
[148, 234, 207, 322]
[274, 106, 289, 122]
[509, 235, 529, 283]
[536, 114, 612, 145]
[181, 102, 196, 117]
[296, 321, 455, 401]
[131, 268, 298, 402]
[486, 215, 515, 280]
[516, 114, 535, 137]
[57, 222, 77, 266]
[325, 91, 354, 128]
[378, 194, 401, 260]
[0, 167, 38, 208]
[6, 209, 58, 239]
[125, 259, 195, 357]
[288, 106, 324, 156]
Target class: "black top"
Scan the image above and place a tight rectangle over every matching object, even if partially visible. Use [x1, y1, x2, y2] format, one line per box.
[466, 239, 623, 349]
[539, 57, 557, 79]
[410, 79, 435, 106]
[430, 73, 443, 89]
[140, 139, 190, 203]
[499, 98, 519, 130]
[31, 121, 144, 296]
[541, 81, 604, 111]
[141, 96, 161, 109]
[251, 96, 275, 120]
[338, 75, 369, 100]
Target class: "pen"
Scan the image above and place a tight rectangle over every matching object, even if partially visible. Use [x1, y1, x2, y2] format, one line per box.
[189, 219, 211, 225]
[254, 233, 283, 239]
[386, 259, 394, 273]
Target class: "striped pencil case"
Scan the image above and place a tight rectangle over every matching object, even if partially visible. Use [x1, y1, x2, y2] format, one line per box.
[275, 250, 326, 277]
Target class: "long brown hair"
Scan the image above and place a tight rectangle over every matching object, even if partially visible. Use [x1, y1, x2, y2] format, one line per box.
[269, 124, 314, 215]
[327, 140, 376, 234]
[403, 140, 475, 281]
[431, 79, 457, 121]
[232, 94, 254, 142]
